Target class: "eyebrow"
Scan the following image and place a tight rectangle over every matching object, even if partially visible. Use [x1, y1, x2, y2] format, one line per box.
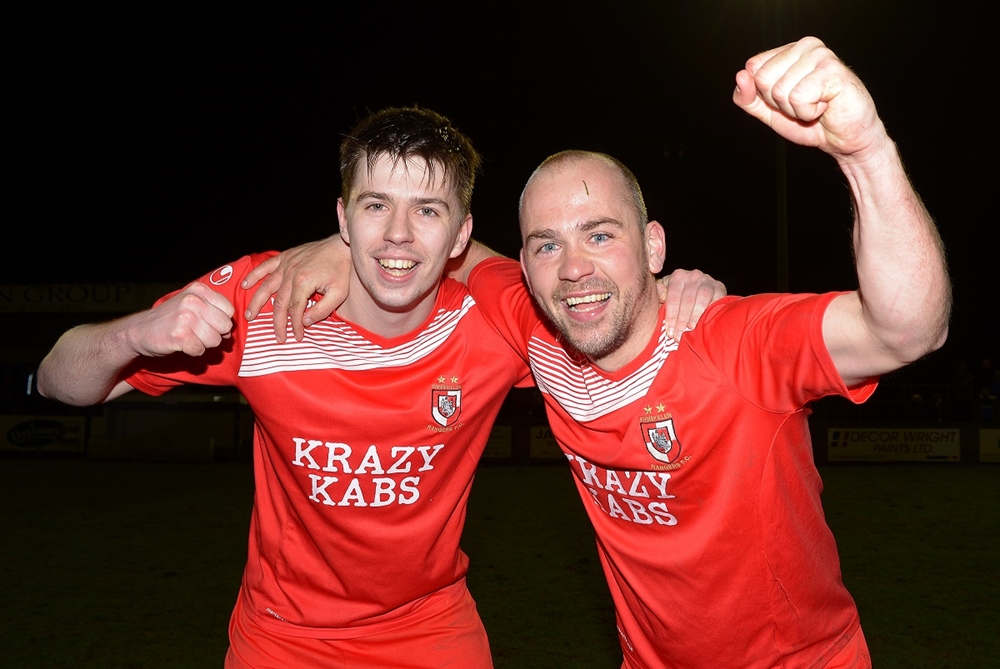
[525, 217, 624, 244]
[355, 191, 452, 212]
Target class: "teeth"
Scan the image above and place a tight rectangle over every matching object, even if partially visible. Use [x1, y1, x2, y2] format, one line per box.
[565, 293, 611, 307]
[379, 259, 416, 270]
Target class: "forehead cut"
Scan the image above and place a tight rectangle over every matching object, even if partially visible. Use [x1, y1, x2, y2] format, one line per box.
[520, 151, 647, 230]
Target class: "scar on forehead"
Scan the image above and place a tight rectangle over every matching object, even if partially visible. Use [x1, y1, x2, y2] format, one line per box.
[583, 180, 589, 195]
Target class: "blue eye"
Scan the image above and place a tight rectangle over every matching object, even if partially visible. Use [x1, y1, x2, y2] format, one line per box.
[539, 242, 557, 254]
[592, 232, 609, 243]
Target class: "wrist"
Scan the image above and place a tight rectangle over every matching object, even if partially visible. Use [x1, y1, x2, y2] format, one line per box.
[832, 120, 896, 172]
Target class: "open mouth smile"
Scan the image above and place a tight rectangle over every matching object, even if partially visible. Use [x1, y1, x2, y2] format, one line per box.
[378, 258, 417, 276]
[564, 293, 612, 311]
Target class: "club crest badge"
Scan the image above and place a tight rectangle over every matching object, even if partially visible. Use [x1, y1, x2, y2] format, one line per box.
[431, 380, 462, 428]
[642, 417, 681, 463]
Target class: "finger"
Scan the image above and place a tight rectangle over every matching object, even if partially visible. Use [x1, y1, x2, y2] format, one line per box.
[741, 43, 799, 113]
[181, 321, 223, 357]
[733, 69, 773, 126]
[198, 286, 236, 319]
[684, 280, 727, 332]
[768, 45, 836, 122]
[241, 254, 281, 290]
[672, 273, 706, 336]
[206, 302, 236, 338]
[289, 300, 306, 342]
[743, 40, 797, 77]
[712, 281, 728, 302]
[302, 291, 341, 329]
[785, 62, 832, 122]
[244, 271, 281, 322]
[178, 292, 234, 344]
[661, 271, 707, 340]
[751, 38, 836, 120]
[179, 338, 208, 357]
[168, 310, 220, 358]
[285, 270, 331, 340]
[656, 280, 668, 305]
[269, 290, 291, 344]
[681, 286, 712, 332]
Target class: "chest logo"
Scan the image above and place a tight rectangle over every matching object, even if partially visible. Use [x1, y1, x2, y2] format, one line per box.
[642, 416, 682, 463]
[431, 377, 463, 428]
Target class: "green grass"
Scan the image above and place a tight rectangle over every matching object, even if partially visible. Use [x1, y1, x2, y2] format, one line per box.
[1, 458, 997, 668]
[822, 464, 1000, 669]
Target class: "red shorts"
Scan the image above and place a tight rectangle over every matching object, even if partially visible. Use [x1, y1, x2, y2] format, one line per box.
[225, 585, 493, 669]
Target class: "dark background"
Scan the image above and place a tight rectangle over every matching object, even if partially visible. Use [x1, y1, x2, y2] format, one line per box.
[5, 1, 995, 376]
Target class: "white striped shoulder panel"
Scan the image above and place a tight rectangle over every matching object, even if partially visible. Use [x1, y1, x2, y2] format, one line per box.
[528, 327, 678, 422]
[238, 295, 477, 376]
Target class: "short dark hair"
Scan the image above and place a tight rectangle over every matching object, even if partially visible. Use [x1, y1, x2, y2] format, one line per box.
[340, 107, 481, 218]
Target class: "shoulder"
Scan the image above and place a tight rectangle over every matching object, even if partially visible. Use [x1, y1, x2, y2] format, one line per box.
[468, 256, 524, 291]
[191, 252, 279, 307]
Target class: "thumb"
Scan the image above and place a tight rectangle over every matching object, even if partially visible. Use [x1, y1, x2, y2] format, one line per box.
[733, 70, 771, 124]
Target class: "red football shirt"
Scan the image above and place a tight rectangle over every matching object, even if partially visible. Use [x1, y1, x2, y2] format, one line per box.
[126, 253, 531, 638]
[470, 257, 876, 669]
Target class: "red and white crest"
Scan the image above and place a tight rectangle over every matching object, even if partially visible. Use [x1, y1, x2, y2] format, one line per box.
[431, 388, 462, 427]
[643, 418, 681, 463]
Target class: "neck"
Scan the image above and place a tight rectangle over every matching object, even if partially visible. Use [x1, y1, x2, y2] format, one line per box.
[588, 282, 661, 373]
[338, 275, 441, 339]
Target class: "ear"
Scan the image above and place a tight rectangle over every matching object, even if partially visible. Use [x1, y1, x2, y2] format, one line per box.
[645, 220, 666, 274]
[449, 213, 474, 259]
[337, 198, 350, 244]
[519, 247, 536, 297]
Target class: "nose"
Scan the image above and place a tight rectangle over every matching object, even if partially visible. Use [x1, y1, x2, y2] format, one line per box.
[384, 209, 415, 244]
[558, 244, 595, 282]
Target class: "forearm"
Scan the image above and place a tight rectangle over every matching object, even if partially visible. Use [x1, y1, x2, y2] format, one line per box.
[37, 318, 140, 406]
[839, 134, 950, 363]
[446, 239, 505, 286]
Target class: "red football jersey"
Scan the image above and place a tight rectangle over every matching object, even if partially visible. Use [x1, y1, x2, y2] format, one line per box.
[126, 253, 531, 638]
[470, 257, 877, 669]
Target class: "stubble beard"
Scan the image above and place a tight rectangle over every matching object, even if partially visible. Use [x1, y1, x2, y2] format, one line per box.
[544, 278, 654, 362]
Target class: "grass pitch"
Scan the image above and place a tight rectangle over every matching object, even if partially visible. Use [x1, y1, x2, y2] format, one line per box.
[1, 458, 996, 668]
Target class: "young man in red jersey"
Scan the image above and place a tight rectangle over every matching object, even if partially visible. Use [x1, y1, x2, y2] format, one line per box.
[37, 107, 721, 668]
[245, 37, 950, 668]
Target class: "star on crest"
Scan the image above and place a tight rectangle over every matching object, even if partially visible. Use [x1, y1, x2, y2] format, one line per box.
[656, 402, 666, 413]
[438, 376, 446, 383]
[644, 406, 652, 415]
[450, 376, 459, 384]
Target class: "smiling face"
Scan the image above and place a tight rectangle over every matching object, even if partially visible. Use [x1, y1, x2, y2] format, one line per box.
[337, 153, 472, 337]
[519, 153, 665, 371]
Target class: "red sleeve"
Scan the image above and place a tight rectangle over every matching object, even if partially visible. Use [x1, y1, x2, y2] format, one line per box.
[123, 253, 277, 396]
[467, 257, 541, 358]
[467, 257, 546, 388]
[688, 292, 877, 411]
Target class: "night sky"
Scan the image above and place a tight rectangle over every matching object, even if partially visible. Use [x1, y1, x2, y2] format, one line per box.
[6, 2, 996, 373]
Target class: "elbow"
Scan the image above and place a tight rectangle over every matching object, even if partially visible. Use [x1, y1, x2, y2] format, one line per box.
[928, 322, 949, 355]
[885, 283, 952, 365]
[36, 361, 98, 407]
[889, 318, 949, 367]
[35, 362, 56, 401]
